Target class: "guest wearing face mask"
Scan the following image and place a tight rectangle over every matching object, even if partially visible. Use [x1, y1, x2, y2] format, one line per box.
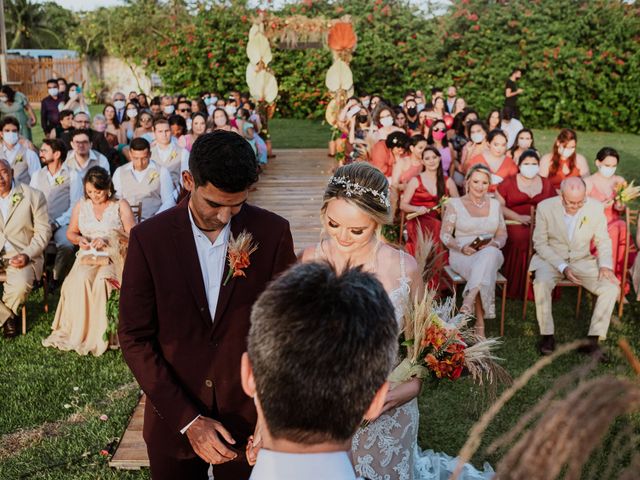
[509, 128, 536, 165]
[160, 95, 175, 119]
[465, 129, 517, 193]
[585, 147, 629, 293]
[539, 128, 590, 190]
[496, 150, 555, 298]
[112, 92, 127, 123]
[372, 105, 401, 142]
[0, 117, 40, 184]
[460, 121, 489, 171]
[149, 96, 162, 117]
[121, 102, 139, 144]
[203, 94, 218, 118]
[403, 98, 420, 132]
[41, 78, 65, 136]
[57, 78, 69, 102]
[0, 85, 37, 142]
[426, 119, 456, 178]
[209, 107, 239, 134]
[61, 83, 88, 115]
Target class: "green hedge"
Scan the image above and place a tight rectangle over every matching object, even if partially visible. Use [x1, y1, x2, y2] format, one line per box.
[147, 0, 640, 133]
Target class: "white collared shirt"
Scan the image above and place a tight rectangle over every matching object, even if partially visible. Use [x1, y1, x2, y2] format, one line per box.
[0, 182, 16, 251]
[66, 149, 110, 176]
[558, 206, 584, 273]
[250, 450, 357, 480]
[112, 161, 176, 214]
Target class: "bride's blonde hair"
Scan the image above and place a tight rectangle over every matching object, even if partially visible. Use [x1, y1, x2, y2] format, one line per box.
[321, 162, 392, 229]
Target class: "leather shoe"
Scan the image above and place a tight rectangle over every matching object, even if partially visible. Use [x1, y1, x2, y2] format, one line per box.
[578, 336, 609, 363]
[3, 316, 19, 338]
[538, 335, 556, 356]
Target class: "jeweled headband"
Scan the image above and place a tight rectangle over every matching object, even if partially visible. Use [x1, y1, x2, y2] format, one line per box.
[328, 176, 391, 209]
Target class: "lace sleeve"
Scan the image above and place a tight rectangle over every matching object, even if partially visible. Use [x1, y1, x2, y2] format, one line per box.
[493, 208, 508, 248]
[440, 202, 460, 252]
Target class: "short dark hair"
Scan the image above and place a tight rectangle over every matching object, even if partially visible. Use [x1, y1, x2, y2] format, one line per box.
[502, 106, 514, 121]
[0, 116, 20, 131]
[487, 128, 508, 144]
[130, 137, 150, 152]
[518, 149, 540, 166]
[83, 166, 115, 199]
[385, 131, 410, 150]
[42, 138, 68, 159]
[71, 129, 91, 141]
[596, 147, 620, 164]
[46, 78, 58, 86]
[189, 131, 258, 191]
[510, 68, 522, 76]
[168, 114, 187, 134]
[153, 118, 169, 129]
[150, 96, 162, 107]
[248, 262, 398, 444]
[59, 109, 74, 120]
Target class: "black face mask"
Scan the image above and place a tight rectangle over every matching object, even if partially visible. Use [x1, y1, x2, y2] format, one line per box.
[357, 114, 368, 124]
[407, 107, 417, 117]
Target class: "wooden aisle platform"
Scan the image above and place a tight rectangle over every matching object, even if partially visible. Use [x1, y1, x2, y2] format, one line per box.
[110, 149, 335, 470]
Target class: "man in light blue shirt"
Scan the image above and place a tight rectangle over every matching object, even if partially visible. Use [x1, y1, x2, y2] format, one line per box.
[241, 262, 398, 480]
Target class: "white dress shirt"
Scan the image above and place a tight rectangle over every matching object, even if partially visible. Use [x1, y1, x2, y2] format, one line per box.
[558, 206, 583, 273]
[2, 144, 40, 177]
[250, 450, 358, 480]
[112, 161, 176, 214]
[65, 149, 110, 176]
[0, 183, 16, 252]
[180, 208, 230, 434]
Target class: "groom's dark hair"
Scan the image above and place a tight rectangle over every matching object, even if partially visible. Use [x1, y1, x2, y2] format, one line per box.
[189, 130, 258, 192]
[248, 262, 398, 444]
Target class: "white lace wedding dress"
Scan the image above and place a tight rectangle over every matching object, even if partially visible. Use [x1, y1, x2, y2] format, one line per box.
[346, 249, 495, 480]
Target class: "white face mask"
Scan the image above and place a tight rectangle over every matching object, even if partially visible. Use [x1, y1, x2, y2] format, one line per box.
[225, 106, 237, 117]
[559, 147, 575, 158]
[362, 99, 370, 108]
[520, 164, 540, 179]
[186, 118, 193, 131]
[380, 116, 394, 127]
[126, 109, 138, 119]
[3, 131, 19, 146]
[416, 102, 425, 113]
[518, 139, 532, 149]
[211, 96, 218, 105]
[598, 165, 616, 178]
[207, 104, 216, 116]
[69, 90, 78, 99]
[48, 88, 59, 97]
[470, 132, 485, 144]
[0, 96, 6, 103]
[163, 105, 175, 115]
[114, 100, 126, 110]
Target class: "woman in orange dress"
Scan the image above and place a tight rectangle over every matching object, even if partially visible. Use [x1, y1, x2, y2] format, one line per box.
[585, 147, 631, 294]
[465, 129, 518, 193]
[391, 134, 427, 193]
[400, 146, 459, 270]
[539, 128, 590, 190]
[370, 130, 409, 178]
[496, 150, 556, 298]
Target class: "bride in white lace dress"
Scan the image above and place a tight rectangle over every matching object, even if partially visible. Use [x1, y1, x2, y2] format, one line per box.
[301, 163, 493, 480]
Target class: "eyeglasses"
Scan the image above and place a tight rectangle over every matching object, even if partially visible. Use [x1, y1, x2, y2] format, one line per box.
[179, 109, 191, 113]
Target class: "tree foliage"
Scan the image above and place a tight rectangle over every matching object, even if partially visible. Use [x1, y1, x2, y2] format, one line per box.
[5, 0, 77, 49]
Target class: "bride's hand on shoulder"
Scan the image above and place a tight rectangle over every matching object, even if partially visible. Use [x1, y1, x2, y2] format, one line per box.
[380, 377, 422, 415]
[246, 418, 264, 466]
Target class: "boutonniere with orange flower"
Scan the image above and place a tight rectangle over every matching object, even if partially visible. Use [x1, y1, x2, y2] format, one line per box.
[223, 231, 258, 286]
[148, 171, 159, 184]
[10, 192, 22, 206]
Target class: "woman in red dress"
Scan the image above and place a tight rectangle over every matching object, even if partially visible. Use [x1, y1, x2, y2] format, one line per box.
[585, 147, 632, 295]
[496, 149, 556, 298]
[465, 129, 518, 193]
[401, 147, 459, 268]
[539, 128, 590, 190]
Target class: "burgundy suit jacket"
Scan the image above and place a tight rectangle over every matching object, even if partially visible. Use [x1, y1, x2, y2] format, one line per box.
[118, 198, 296, 458]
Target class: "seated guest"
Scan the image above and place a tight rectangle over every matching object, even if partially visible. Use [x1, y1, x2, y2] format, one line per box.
[60, 112, 117, 168]
[401, 146, 458, 258]
[459, 120, 488, 172]
[370, 131, 409, 178]
[440, 164, 507, 336]
[530, 177, 619, 357]
[425, 119, 456, 177]
[500, 107, 523, 149]
[66, 129, 111, 177]
[50, 109, 74, 140]
[210, 107, 240, 134]
[113, 138, 175, 221]
[0, 117, 40, 184]
[150, 118, 189, 188]
[0, 159, 50, 338]
[42, 167, 135, 356]
[496, 150, 555, 299]
[465, 129, 517, 193]
[242, 262, 397, 480]
[585, 147, 629, 294]
[178, 112, 207, 152]
[508, 128, 535, 165]
[30, 139, 83, 285]
[391, 134, 426, 193]
[539, 128, 590, 190]
[371, 104, 401, 142]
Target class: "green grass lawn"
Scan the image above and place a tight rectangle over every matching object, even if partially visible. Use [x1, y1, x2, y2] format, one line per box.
[2, 118, 640, 479]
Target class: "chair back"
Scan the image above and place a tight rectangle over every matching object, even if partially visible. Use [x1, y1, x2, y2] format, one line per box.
[621, 208, 639, 292]
[526, 205, 536, 266]
[130, 203, 143, 224]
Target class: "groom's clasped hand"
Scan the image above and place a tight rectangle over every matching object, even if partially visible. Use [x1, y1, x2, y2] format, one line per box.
[185, 416, 239, 464]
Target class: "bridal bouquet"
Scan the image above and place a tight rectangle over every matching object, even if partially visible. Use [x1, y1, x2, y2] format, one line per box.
[389, 290, 508, 385]
[614, 180, 640, 206]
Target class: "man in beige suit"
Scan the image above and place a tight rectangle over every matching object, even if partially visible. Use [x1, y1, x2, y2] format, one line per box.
[530, 177, 619, 357]
[0, 159, 51, 337]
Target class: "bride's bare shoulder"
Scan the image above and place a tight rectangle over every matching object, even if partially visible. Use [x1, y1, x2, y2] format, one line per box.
[378, 243, 418, 275]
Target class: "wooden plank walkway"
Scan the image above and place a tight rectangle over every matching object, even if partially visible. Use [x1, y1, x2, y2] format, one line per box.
[110, 149, 335, 470]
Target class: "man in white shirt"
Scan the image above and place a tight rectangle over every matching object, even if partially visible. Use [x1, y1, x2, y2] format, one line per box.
[0, 117, 40, 185]
[241, 262, 398, 480]
[150, 118, 189, 188]
[112, 138, 175, 221]
[30, 139, 82, 285]
[530, 177, 620, 357]
[65, 130, 110, 178]
[500, 107, 524, 149]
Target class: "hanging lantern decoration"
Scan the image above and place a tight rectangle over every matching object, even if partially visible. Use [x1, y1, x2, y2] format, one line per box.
[324, 17, 357, 130]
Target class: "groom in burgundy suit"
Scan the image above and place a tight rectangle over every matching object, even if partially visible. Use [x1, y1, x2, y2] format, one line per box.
[118, 131, 296, 479]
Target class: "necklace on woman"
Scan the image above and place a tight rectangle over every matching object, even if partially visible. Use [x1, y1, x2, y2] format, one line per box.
[470, 196, 486, 208]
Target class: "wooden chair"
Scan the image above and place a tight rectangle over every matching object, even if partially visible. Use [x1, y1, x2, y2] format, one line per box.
[130, 203, 143, 224]
[522, 206, 583, 321]
[618, 208, 638, 318]
[0, 271, 28, 335]
[399, 211, 406, 246]
[441, 265, 508, 336]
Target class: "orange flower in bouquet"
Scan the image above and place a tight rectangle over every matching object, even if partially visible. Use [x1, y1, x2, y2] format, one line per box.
[223, 231, 259, 286]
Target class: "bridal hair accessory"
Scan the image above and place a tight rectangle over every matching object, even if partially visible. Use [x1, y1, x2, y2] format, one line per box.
[329, 175, 391, 208]
[223, 230, 259, 286]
